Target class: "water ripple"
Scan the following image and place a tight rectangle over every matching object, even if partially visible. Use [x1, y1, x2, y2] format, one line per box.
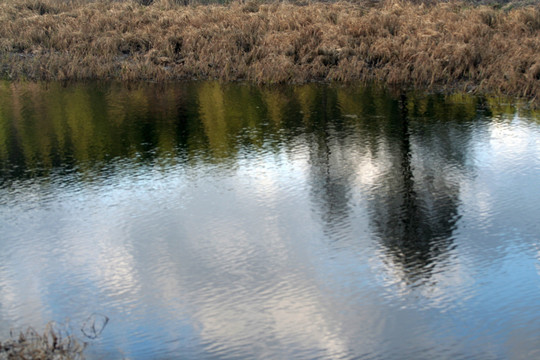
[1, 82, 540, 359]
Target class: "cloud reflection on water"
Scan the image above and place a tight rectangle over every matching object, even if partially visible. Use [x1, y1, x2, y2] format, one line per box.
[1, 82, 540, 359]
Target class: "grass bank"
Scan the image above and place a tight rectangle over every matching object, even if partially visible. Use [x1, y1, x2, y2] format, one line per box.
[0, 0, 539, 102]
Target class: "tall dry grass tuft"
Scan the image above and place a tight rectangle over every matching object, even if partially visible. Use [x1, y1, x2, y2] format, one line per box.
[0, 0, 539, 102]
[0, 322, 85, 360]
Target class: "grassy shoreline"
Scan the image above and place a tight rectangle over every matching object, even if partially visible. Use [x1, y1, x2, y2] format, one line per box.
[1, 0, 539, 103]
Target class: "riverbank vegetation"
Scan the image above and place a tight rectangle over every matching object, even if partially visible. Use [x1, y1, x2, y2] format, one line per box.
[0, 0, 539, 102]
[0, 323, 85, 360]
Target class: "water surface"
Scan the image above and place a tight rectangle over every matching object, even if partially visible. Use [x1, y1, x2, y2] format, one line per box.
[1, 81, 540, 359]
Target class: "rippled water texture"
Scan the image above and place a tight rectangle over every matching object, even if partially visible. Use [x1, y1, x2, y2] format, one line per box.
[1, 81, 540, 359]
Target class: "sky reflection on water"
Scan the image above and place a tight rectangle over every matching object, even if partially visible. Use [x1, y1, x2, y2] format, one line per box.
[1, 81, 540, 359]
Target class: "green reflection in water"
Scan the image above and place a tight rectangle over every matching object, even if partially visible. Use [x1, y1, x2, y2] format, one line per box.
[0, 80, 536, 183]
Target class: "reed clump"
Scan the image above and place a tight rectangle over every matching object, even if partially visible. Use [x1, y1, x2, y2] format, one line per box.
[0, 0, 539, 101]
[0, 322, 85, 360]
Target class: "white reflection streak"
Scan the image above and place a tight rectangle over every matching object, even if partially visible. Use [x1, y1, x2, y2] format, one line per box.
[194, 284, 349, 358]
[489, 119, 530, 156]
[0, 249, 49, 333]
[354, 154, 385, 188]
[187, 158, 348, 358]
[470, 189, 494, 222]
[95, 239, 139, 299]
[55, 202, 140, 300]
[269, 293, 348, 357]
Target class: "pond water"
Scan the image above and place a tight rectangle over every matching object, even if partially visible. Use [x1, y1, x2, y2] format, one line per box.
[0, 81, 539, 359]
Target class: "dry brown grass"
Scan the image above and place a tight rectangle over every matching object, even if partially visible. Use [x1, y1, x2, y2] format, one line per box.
[0, 0, 539, 101]
[0, 322, 85, 360]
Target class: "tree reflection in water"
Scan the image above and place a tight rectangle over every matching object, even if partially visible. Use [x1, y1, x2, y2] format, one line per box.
[0, 80, 492, 285]
[365, 93, 481, 285]
[302, 86, 484, 286]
